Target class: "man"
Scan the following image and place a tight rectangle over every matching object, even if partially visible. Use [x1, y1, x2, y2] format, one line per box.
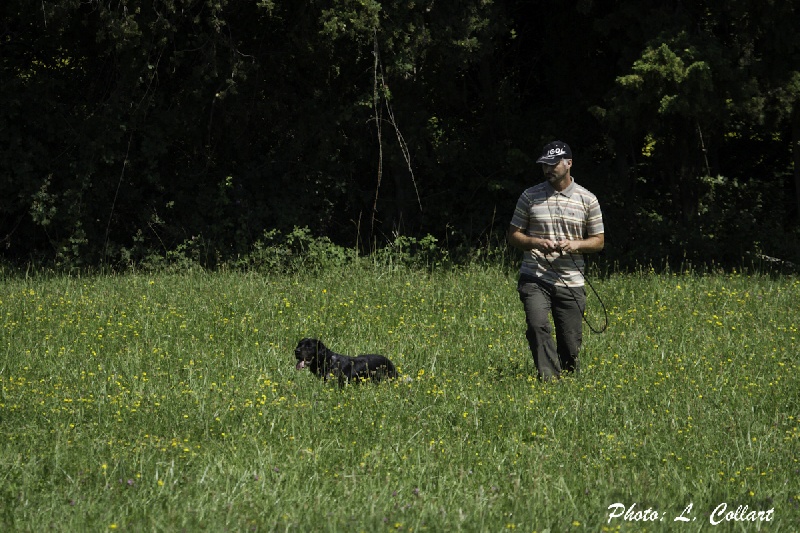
[507, 141, 604, 380]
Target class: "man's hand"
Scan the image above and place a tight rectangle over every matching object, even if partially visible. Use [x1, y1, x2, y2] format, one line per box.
[538, 239, 562, 255]
[555, 239, 573, 254]
[556, 235, 605, 254]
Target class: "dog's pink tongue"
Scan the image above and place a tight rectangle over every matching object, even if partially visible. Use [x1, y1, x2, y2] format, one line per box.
[296, 360, 306, 370]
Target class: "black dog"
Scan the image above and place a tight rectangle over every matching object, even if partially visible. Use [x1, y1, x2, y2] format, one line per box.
[294, 338, 397, 386]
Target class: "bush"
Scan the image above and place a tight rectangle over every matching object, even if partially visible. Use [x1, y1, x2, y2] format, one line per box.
[236, 226, 357, 274]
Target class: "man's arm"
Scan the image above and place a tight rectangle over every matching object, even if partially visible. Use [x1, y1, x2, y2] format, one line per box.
[508, 225, 604, 255]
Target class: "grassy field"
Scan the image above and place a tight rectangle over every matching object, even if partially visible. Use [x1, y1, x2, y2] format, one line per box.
[1, 263, 798, 531]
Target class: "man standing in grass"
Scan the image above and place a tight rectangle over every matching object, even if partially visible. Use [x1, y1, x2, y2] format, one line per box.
[507, 141, 605, 381]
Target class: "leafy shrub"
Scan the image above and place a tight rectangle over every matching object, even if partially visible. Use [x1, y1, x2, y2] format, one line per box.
[237, 226, 357, 274]
[372, 233, 451, 271]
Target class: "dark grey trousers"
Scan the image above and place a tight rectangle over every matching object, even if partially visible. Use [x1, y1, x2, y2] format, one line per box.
[517, 276, 585, 380]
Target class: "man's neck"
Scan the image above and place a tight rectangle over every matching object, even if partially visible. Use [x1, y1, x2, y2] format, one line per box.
[549, 174, 573, 192]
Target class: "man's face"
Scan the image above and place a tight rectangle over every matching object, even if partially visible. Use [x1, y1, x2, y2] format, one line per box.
[541, 158, 570, 183]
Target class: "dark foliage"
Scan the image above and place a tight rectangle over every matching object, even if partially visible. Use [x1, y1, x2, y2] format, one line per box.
[2, 0, 799, 271]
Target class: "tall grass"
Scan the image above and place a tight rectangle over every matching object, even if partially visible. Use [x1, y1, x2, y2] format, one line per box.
[1, 263, 798, 531]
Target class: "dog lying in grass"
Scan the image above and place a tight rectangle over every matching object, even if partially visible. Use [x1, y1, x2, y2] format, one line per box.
[293, 337, 398, 386]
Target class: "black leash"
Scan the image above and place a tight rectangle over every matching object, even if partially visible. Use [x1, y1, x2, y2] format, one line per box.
[543, 189, 609, 334]
[543, 252, 608, 334]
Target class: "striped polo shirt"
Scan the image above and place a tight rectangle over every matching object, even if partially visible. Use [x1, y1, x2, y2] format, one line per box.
[510, 178, 604, 288]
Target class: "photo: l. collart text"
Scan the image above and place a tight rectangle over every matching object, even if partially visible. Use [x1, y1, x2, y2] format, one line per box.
[607, 502, 776, 526]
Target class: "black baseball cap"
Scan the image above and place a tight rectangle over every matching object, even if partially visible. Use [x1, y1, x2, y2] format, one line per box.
[536, 141, 572, 165]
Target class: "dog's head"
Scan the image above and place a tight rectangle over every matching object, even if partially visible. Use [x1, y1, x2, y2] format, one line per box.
[294, 338, 326, 371]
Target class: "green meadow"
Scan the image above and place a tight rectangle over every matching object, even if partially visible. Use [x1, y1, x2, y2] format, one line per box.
[1, 263, 798, 531]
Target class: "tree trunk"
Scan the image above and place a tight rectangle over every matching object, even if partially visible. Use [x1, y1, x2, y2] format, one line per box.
[792, 105, 800, 223]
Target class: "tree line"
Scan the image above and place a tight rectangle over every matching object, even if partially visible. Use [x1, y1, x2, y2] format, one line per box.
[2, 0, 799, 270]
